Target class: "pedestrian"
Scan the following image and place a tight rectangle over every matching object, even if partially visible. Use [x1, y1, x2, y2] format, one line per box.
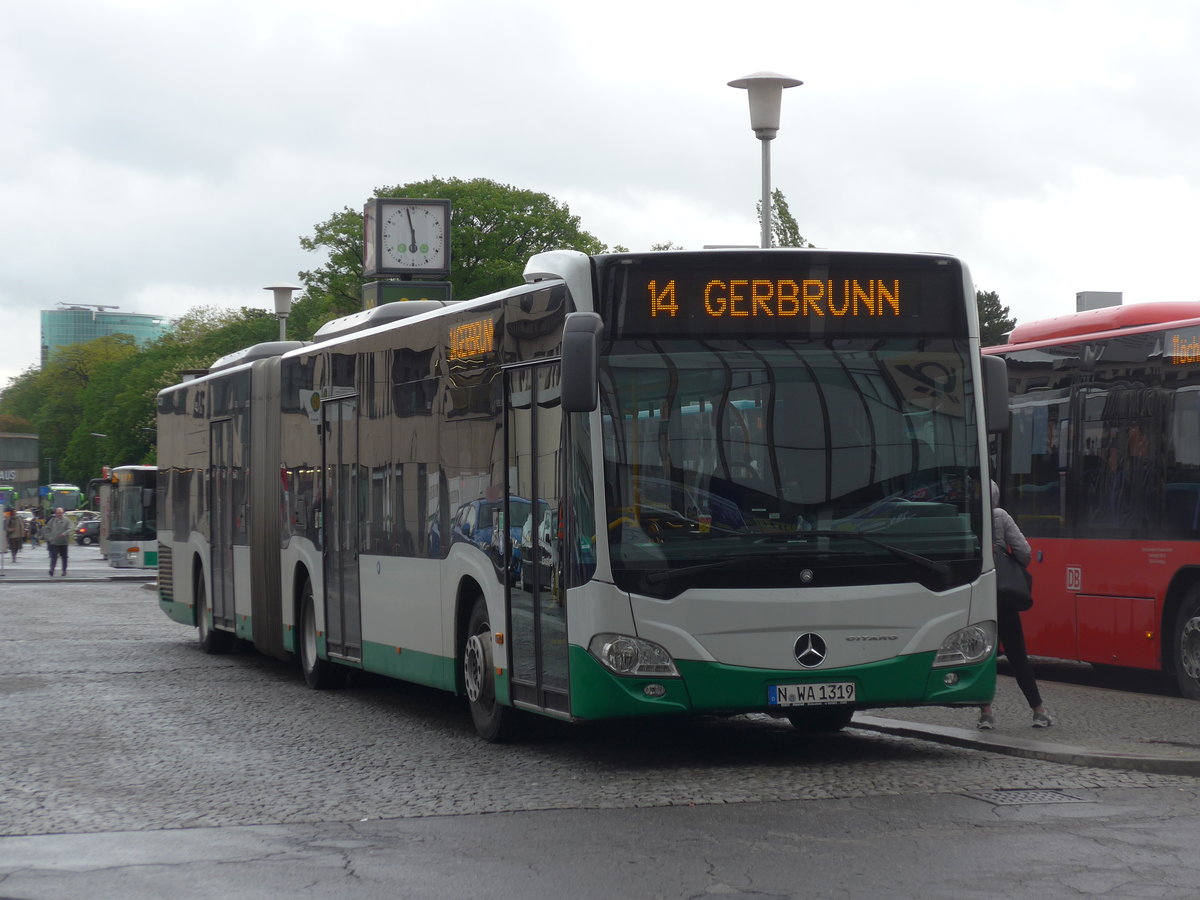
[44, 507, 71, 577]
[978, 481, 1053, 729]
[4, 510, 21, 562]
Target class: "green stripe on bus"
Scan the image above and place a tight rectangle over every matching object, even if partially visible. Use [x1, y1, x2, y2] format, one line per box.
[361, 640, 457, 693]
[158, 597, 193, 627]
[567, 645, 995, 720]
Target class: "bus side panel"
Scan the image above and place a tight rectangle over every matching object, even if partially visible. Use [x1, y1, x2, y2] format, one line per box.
[1023, 536, 1167, 670]
[359, 554, 451, 690]
[233, 544, 254, 640]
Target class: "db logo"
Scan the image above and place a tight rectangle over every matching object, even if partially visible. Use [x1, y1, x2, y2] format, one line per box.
[1066, 566, 1082, 592]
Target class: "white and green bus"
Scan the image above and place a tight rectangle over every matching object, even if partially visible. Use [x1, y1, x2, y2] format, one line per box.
[156, 248, 1009, 740]
[104, 465, 158, 568]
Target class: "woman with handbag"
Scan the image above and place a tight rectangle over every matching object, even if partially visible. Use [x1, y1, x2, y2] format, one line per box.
[978, 481, 1053, 730]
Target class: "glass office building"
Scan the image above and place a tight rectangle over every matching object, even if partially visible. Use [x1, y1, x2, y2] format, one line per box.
[41, 307, 173, 365]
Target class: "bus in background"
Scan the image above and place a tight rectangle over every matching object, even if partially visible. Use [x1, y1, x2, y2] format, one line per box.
[87, 472, 112, 556]
[157, 248, 1009, 741]
[987, 300, 1200, 699]
[105, 465, 157, 568]
[0, 485, 18, 513]
[41, 483, 82, 517]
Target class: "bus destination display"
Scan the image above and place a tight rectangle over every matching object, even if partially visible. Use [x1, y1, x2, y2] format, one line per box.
[649, 277, 900, 320]
[600, 253, 962, 339]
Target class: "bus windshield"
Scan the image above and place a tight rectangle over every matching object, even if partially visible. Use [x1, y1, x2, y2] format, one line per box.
[110, 480, 155, 541]
[600, 338, 983, 597]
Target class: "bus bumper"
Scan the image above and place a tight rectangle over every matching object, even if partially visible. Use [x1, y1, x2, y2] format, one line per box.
[567, 644, 996, 720]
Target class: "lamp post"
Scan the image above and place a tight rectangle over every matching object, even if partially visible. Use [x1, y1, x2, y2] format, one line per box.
[263, 284, 300, 342]
[728, 71, 802, 249]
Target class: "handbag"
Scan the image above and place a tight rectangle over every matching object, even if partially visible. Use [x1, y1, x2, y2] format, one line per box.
[994, 546, 1033, 612]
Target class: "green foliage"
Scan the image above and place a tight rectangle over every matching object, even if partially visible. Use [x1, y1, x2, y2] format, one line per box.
[757, 189, 814, 248]
[0, 310, 277, 489]
[296, 176, 607, 329]
[977, 289, 1016, 346]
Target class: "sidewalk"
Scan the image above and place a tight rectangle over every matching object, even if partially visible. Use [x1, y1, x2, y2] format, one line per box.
[853, 663, 1200, 777]
[0, 539, 155, 584]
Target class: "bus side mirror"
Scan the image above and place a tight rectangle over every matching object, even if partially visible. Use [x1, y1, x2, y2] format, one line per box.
[982, 354, 1009, 434]
[561, 312, 604, 413]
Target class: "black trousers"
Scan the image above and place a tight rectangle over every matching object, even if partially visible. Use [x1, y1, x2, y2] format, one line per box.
[49, 543, 69, 573]
[998, 606, 1042, 709]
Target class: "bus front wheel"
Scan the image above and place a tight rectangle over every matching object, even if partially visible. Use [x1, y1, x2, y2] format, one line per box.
[300, 580, 347, 690]
[463, 595, 516, 742]
[1172, 589, 1200, 700]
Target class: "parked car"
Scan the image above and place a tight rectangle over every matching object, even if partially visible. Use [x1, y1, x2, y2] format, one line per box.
[75, 518, 101, 546]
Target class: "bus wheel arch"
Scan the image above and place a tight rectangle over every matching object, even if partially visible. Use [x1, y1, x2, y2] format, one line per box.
[298, 572, 347, 689]
[460, 588, 516, 742]
[195, 556, 232, 654]
[1168, 575, 1200, 700]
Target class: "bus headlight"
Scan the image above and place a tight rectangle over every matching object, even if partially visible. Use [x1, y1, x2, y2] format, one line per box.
[933, 621, 996, 668]
[589, 633, 679, 677]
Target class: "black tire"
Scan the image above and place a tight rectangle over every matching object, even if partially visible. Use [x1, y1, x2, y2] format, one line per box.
[786, 706, 855, 733]
[299, 580, 347, 689]
[196, 576, 233, 654]
[463, 595, 517, 742]
[1172, 588, 1200, 700]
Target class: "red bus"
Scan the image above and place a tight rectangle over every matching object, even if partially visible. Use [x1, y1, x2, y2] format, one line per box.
[987, 300, 1200, 698]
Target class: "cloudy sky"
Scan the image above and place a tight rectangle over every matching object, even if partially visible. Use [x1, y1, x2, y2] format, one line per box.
[3, 0, 1198, 387]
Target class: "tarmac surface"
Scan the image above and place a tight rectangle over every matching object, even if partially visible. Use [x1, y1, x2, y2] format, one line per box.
[4, 537, 1198, 778]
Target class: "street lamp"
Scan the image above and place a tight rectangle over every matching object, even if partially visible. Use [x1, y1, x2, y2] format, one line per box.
[263, 284, 300, 342]
[728, 71, 803, 249]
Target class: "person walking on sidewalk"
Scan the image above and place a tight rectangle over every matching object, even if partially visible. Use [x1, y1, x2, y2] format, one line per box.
[978, 481, 1053, 730]
[44, 507, 71, 577]
[4, 510, 21, 562]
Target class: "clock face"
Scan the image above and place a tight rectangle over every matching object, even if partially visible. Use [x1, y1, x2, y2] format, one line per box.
[380, 204, 447, 271]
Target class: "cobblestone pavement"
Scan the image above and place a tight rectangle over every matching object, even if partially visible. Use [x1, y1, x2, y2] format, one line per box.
[3, 579, 1199, 839]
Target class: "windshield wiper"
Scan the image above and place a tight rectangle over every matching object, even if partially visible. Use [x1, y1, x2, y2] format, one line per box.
[752, 530, 951, 576]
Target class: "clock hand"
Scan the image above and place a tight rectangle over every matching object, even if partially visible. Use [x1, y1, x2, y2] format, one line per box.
[405, 208, 418, 253]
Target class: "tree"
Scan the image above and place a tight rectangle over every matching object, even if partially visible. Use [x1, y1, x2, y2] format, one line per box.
[756, 189, 814, 248]
[977, 289, 1016, 346]
[295, 177, 608, 333]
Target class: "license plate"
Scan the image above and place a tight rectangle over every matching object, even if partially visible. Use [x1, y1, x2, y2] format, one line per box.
[769, 682, 856, 707]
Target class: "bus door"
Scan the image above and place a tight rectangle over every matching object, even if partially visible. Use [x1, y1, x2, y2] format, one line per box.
[208, 418, 236, 632]
[322, 395, 362, 662]
[505, 362, 569, 716]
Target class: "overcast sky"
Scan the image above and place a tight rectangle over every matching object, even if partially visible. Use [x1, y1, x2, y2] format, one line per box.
[3, 0, 1198, 387]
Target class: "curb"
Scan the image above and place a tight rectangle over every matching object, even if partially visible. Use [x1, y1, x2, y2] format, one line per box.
[0, 574, 156, 584]
[852, 714, 1200, 777]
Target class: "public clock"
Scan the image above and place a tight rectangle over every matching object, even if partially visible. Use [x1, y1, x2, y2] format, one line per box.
[363, 198, 451, 277]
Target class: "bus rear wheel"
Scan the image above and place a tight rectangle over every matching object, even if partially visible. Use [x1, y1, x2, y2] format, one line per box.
[1172, 589, 1200, 700]
[196, 576, 232, 654]
[300, 580, 347, 690]
[786, 706, 855, 733]
[463, 595, 516, 742]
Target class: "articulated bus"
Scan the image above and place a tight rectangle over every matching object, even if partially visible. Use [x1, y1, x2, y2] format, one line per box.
[157, 249, 1008, 741]
[104, 465, 157, 568]
[988, 300, 1200, 699]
